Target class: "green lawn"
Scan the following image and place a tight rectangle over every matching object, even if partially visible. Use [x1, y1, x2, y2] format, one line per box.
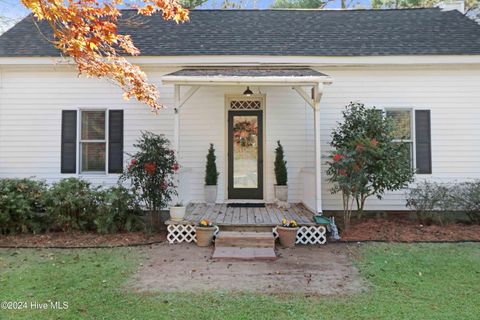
[0, 243, 479, 320]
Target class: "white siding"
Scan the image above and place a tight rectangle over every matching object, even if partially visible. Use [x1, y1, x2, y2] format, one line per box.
[1, 65, 480, 211]
[0, 67, 177, 186]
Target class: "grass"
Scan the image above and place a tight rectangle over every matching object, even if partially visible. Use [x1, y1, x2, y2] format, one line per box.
[0, 243, 479, 319]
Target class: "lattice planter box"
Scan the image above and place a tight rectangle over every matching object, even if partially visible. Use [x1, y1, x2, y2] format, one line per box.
[168, 224, 326, 245]
[273, 226, 327, 245]
[167, 224, 219, 244]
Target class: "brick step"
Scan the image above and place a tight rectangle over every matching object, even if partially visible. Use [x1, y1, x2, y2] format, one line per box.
[212, 247, 276, 260]
[214, 231, 275, 248]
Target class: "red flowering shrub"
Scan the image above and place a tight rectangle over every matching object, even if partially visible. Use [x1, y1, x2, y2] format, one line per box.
[172, 162, 180, 172]
[327, 102, 414, 230]
[121, 132, 177, 216]
[144, 162, 157, 175]
[332, 153, 343, 162]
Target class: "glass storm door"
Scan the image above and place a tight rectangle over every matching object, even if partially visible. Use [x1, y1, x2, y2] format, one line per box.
[228, 110, 263, 199]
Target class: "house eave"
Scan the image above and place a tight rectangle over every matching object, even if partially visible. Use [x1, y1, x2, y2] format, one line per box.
[161, 76, 333, 86]
[2, 55, 480, 67]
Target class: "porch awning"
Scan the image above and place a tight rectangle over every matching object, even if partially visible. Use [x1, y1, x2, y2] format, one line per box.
[161, 67, 333, 86]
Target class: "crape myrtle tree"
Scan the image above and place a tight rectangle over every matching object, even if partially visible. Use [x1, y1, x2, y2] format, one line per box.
[327, 102, 415, 230]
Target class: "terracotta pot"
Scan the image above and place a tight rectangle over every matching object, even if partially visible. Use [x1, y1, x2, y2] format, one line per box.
[169, 206, 186, 221]
[277, 226, 298, 248]
[196, 226, 215, 247]
[274, 185, 288, 202]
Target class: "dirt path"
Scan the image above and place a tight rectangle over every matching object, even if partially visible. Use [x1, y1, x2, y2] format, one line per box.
[129, 243, 366, 295]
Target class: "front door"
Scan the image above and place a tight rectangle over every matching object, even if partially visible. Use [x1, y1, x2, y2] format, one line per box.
[228, 110, 263, 199]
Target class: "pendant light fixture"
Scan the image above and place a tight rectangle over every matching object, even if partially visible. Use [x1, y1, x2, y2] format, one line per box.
[243, 86, 253, 96]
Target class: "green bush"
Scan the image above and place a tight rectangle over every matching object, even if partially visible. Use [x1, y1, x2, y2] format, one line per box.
[451, 181, 480, 224]
[120, 132, 178, 213]
[407, 180, 480, 224]
[406, 181, 451, 225]
[95, 186, 145, 234]
[45, 178, 101, 232]
[0, 178, 48, 234]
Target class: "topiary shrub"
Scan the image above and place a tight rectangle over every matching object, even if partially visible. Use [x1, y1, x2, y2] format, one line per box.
[45, 178, 101, 231]
[95, 185, 145, 234]
[0, 178, 48, 234]
[274, 141, 288, 186]
[205, 143, 219, 185]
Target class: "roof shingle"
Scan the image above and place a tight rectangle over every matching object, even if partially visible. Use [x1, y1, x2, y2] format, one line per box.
[1, 8, 480, 57]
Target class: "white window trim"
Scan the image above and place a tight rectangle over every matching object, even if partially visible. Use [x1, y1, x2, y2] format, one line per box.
[77, 108, 109, 175]
[384, 107, 416, 171]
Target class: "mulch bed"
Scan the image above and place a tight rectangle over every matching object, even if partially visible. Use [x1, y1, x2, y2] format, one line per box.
[340, 218, 480, 242]
[0, 231, 166, 248]
[1, 219, 479, 248]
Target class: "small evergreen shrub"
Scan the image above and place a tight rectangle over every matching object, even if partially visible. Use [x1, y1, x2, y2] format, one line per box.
[205, 143, 219, 185]
[274, 141, 288, 186]
[45, 178, 101, 231]
[0, 178, 48, 234]
[95, 186, 144, 234]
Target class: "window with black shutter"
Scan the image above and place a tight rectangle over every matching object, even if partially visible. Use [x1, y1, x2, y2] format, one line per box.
[108, 110, 124, 173]
[61, 110, 77, 173]
[61, 109, 124, 174]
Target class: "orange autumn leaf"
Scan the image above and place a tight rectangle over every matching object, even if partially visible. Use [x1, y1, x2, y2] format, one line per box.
[20, 0, 189, 110]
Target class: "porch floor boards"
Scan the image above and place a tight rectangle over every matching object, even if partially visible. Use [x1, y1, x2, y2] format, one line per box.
[166, 203, 316, 226]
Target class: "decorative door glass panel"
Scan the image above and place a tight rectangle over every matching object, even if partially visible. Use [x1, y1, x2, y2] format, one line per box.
[233, 115, 258, 188]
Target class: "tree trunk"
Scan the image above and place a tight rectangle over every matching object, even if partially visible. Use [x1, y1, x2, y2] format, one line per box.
[342, 191, 354, 231]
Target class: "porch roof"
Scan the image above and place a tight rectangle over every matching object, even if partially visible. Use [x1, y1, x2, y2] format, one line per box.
[161, 67, 333, 86]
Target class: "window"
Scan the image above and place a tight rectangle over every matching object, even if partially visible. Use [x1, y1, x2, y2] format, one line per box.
[80, 110, 106, 173]
[386, 109, 414, 167]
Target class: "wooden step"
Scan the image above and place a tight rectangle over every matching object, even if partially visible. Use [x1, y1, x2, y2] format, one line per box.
[212, 247, 276, 260]
[215, 231, 275, 248]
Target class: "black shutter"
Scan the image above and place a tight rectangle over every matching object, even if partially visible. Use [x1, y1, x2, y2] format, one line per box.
[415, 110, 432, 174]
[108, 110, 124, 173]
[61, 110, 77, 173]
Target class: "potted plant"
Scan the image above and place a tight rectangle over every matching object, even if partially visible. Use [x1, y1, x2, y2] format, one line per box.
[274, 141, 288, 201]
[195, 219, 215, 247]
[205, 143, 219, 204]
[277, 218, 298, 248]
[169, 201, 186, 221]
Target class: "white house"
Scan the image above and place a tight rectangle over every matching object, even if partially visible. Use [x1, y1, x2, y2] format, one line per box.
[1, 7, 480, 217]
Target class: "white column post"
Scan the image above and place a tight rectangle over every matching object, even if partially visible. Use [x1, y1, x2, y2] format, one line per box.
[173, 84, 181, 204]
[173, 84, 180, 155]
[313, 83, 323, 214]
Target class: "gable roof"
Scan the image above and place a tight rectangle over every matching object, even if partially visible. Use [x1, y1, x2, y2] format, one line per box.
[1, 8, 480, 57]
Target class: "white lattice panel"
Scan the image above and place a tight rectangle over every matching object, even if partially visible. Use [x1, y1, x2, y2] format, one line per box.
[296, 226, 327, 244]
[167, 224, 220, 244]
[230, 100, 262, 110]
[272, 226, 327, 245]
